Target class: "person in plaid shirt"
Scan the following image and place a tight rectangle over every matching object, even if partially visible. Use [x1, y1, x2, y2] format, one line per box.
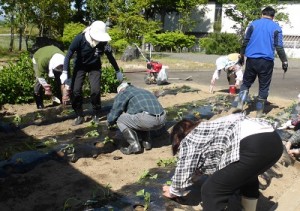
[107, 82, 166, 155]
[162, 113, 283, 211]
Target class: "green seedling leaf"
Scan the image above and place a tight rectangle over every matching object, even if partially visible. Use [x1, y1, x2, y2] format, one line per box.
[84, 130, 99, 138]
[166, 180, 172, 185]
[149, 174, 158, 180]
[103, 136, 114, 145]
[136, 189, 145, 197]
[157, 157, 177, 167]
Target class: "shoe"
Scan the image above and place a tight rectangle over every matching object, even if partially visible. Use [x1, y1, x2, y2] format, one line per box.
[92, 115, 100, 124]
[72, 116, 84, 126]
[37, 105, 44, 109]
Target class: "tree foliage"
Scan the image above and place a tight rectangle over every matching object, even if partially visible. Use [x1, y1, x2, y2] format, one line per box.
[218, 0, 289, 38]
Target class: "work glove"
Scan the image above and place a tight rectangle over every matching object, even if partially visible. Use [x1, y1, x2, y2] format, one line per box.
[116, 71, 123, 82]
[237, 54, 245, 66]
[282, 61, 288, 73]
[61, 82, 71, 105]
[60, 71, 68, 84]
[38, 78, 52, 96]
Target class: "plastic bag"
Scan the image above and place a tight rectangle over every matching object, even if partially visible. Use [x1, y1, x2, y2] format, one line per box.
[156, 66, 168, 85]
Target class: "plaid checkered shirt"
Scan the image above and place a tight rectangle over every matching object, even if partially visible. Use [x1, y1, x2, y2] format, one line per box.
[171, 113, 274, 191]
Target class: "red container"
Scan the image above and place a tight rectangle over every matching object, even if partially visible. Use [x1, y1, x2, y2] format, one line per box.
[229, 85, 236, 95]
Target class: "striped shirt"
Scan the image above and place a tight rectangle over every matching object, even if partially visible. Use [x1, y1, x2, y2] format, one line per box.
[170, 113, 274, 195]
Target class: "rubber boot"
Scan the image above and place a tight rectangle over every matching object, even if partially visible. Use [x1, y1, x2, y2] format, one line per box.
[120, 128, 142, 155]
[73, 108, 84, 126]
[231, 90, 248, 112]
[237, 90, 249, 110]
[34, 94, 44, 109]
[241, 196, 258, 211]
[140, 131, 152, 150]
[256, 98, 265, 118]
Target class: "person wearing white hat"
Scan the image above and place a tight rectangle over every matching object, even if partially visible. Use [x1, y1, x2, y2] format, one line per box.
[63, 20, 123, 126]
[107, 82, 166, 155]
[32, 45, 70, 109]
[210, 53, 244, 95]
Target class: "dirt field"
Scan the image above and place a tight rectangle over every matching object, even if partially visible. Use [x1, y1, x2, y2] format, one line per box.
[1, 79, 300, 211]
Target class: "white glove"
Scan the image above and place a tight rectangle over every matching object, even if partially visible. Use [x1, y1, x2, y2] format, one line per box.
[116, 71, 123, 82]
[277, 120, 294, 130]
[60, 71, 68, 84]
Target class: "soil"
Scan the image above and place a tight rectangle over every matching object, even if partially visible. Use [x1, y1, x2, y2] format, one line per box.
[1, 61, 300, 210]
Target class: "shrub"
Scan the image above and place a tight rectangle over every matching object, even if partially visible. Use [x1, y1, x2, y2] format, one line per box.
[61, 22, 86, 48]
[0, 52, 35, 105]
[145, 31, 196, 52]
[199, 33, 240, 55]
[101, 66, 123, 94]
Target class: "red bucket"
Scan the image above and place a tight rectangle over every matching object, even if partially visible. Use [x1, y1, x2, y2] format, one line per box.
[229, 85, 236, 95]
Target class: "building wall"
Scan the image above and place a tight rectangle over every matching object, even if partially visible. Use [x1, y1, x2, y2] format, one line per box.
[163, 2, 300, 57]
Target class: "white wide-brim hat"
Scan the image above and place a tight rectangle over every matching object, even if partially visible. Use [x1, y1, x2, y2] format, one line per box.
[89, 21, 111, 42]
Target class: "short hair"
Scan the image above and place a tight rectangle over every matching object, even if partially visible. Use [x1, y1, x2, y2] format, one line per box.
[262, 6, 276, 17]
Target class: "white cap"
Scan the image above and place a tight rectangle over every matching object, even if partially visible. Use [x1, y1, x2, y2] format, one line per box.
[89, 21, 111, 42]
[117, 82, 129, 93]
[48, 53, 65, 77]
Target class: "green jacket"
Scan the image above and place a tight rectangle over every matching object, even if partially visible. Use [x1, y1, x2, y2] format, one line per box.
[33, 45, 65, 77]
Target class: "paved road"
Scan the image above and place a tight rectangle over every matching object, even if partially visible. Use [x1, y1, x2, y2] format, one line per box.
[125, 53, 300, 101]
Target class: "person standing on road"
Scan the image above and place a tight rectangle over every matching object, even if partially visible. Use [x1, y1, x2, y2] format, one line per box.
[63, 20, 123, 126]
[162, 113, 283, 211]
[32, 45, 70, 109]
[233, 6, 288, 117]
[210, 53, 243, 95]
[107, 82, 166, 155]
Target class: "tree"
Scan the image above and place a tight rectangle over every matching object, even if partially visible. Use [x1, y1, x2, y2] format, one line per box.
[70, 0, 87, 24]
[30, 0, 70, 37]
[219, 0, 289, 39]
[176, 0, 208, 32]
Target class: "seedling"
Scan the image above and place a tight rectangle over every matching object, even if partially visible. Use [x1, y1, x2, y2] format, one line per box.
[13, 115, 21, 125]
[157, 157, 177, 167]
[166, 180, 172, 185]
[92, 184, 113, 201]
[136, 189, 151, 210]
[103, 136, 114, 145]
[63, 197, 82, 211]
[138, 170, 158, 183]
[84, 130, 99, 138]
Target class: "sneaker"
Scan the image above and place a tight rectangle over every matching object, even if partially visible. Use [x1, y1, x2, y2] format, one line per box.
[92, 115, 100, 124]
[72, 116, 84, 126]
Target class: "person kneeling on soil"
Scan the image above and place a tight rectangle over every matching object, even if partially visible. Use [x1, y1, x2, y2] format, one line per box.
[32, 45, 71, 109]
[210, 53, 244, 95]
[107, 82, 166, 155]
[162, 113, 283, 211]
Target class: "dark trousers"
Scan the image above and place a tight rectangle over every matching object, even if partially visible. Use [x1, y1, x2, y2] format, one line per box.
[201, 131, 283, 211]
[240, 58, 274, 99]
[71, 69, 101, 116]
